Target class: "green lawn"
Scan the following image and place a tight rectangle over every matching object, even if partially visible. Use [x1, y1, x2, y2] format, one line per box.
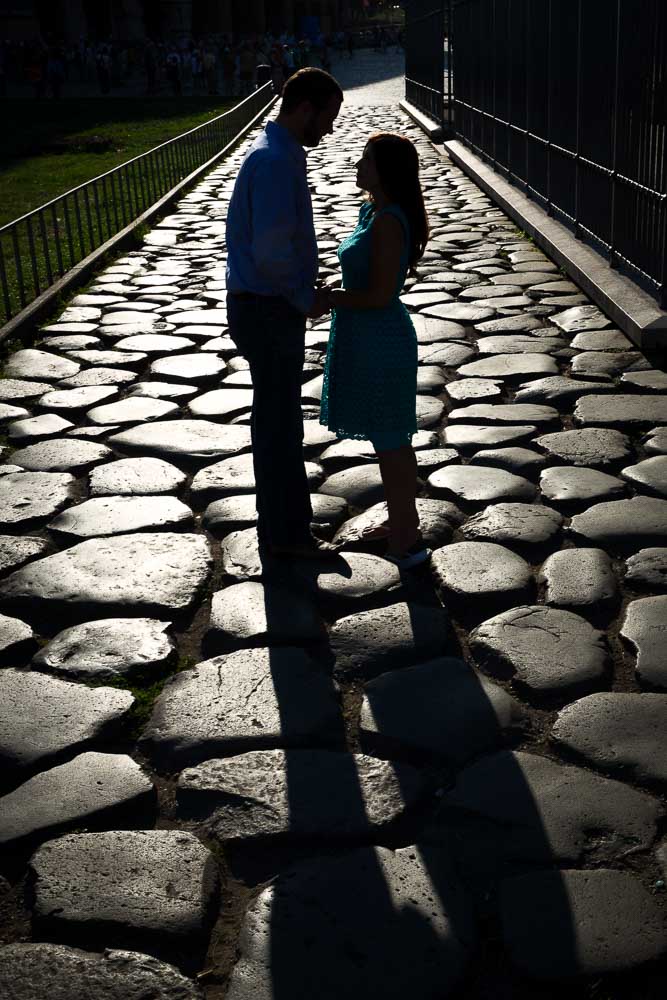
[0, 96, 237, 325]
[0, 97, 235, 227]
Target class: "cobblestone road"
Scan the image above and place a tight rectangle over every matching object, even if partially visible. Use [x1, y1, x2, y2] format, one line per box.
[0, 82, 666, 1000]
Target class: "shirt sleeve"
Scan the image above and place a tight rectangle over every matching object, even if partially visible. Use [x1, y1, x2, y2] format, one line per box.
[250, 154, 315, 314]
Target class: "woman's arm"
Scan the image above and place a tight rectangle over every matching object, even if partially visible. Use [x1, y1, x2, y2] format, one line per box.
[328, 212, 404, 310]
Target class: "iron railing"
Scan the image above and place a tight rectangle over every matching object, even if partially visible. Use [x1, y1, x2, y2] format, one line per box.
[0, 83, 274, 327]
[451, 0, 667, 307]
[405, 1, 452, 131]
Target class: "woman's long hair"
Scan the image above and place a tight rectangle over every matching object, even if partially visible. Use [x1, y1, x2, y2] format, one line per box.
[367, 132, 429, 270]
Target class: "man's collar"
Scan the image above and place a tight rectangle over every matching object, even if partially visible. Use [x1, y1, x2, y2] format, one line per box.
[266, 120, 306, 163]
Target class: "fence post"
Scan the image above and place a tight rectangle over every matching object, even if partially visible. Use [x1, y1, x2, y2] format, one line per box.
[608, 0, 622, 271]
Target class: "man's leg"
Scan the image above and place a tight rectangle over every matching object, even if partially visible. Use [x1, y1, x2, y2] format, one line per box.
[227, 294, 312, 548]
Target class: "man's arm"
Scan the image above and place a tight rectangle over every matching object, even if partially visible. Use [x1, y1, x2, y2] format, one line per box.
[250, 155, 316, 315]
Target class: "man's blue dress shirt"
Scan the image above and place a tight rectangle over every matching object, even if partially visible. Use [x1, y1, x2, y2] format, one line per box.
[226, 121, 318, 314]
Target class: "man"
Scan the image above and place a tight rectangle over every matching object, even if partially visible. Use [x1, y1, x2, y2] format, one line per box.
[226, 67, 343, 558]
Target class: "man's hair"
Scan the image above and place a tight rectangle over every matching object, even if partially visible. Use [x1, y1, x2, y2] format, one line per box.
[281, 67, 343, 114]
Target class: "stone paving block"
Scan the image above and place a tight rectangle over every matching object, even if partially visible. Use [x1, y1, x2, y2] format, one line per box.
[468, 446, 546, 478]
[514, 375, 616, 407]
[551, 305, 612, 332]
[461, 502, 562, 557]
[442, 423, 537, 453]
[569, 497, 667, 553]
[292, 550, 402, 613]
[643, 427, 667, 455]
[428, 465, 536, 506]
[142, 647, 342, 768]
[4, 349, 80, 381]
[225, 846, 476, 1000]
[33, 618, 176, 682]
[30, 830, 219, 968]
[571, 350, 648, 379]
[0, 535, 50, 576]
[10, 439, 112, 473]
[359, 657, 526, 763]
[575, 394, 667, 429]
[539, 466, 626, 507]
[58, 366, 138, 387]
[445, 377, 503, 402]
[620, 369, 667, 392]
[437, 750, 661, 865]
[330, 602, 448, 678]
[470, 606, 609, 696]
[0, 532, 212, 618]
[621, 456, 667, 498]
[47, 495, 194, 540]
[552, 692, 667, 786]
[431, 541, 533, 621]
[8, 413, 75, 443]
[536, 427, 632, 467]
[0, 612, 35, 664]
[177, 749, 428, 843]
[0, 943, 204, 1000]
[89, 456, 187, 496]
[0, 472, 79, 530]
[0, 403, 31, 424]
[0, 379, 55, 402]
[447, 403, 559, 426]
[539, 548, 618, 614]
[109, 419, 251, 462]
[620, 596, 667, 689]
[318, 464, 386, 507]
[334, 498, 464, 551]
[207, 581, 323, 649]
[0, 752, 155, 850]
[625, 548, 667, 591]
[457, 353, 558, 382]
[0, 669, 133, 782]
[36, 385, 118, 412]
[499, 869, 667, 978]
[87, 396, 179, 426]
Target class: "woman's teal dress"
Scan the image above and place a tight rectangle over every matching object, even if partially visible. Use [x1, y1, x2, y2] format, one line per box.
[320, 201, 417, 449]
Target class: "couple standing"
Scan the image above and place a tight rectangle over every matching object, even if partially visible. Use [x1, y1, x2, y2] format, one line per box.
[226, 68, 430, 571]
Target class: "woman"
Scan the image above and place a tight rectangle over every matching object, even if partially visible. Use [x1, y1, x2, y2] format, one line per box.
[320, 133, 430, 570]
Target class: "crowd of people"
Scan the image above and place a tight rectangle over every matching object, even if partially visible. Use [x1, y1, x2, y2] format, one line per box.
[0, 25, 404, 101]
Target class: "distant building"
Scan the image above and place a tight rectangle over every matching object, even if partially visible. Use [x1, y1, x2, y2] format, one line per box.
[0, 1, 354, 41]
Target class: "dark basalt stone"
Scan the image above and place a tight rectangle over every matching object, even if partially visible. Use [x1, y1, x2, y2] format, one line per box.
[461, 502, 563, 557]
[539, 466, 626, 507]
[109, 420, 251, 463]
[624, 548, 667, 591]
[569, 497, 667, 554]
[536, 428, 632, 467]
[574, 394, 667, 429]
[334, 498, 464, 551]
[4, 349, 80, 381]
[206, 581, 323, 649]
[469, 447, 546, 478]
[621, 456, 667, 498]
[0, 535, 50, 577]
[539, 548, 618, 615]
[428, 465, 536, 505]
[0, 612, 35, 664]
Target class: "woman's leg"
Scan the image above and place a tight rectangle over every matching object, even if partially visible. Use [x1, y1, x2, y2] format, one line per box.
[376, 444, 420, 554]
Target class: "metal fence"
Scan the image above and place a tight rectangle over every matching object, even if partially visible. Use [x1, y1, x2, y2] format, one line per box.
[451, 0, 667, 307]
[404, 1, 452, 129]
[0, 83, 274, 327]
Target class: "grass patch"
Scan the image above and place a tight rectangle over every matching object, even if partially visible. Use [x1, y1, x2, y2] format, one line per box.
[0, 96, 236, 326]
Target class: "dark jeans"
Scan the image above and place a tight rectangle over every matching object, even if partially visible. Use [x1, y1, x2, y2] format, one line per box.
[227, 292, 313, 548]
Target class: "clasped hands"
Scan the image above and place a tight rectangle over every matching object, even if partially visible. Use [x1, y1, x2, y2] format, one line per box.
[305, 281, 342, 320]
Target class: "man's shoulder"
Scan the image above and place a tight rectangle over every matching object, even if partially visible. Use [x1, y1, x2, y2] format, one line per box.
[242, 131, 292, 173]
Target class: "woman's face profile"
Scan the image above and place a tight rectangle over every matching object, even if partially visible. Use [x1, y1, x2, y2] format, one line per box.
[356, 143, 381, 194]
